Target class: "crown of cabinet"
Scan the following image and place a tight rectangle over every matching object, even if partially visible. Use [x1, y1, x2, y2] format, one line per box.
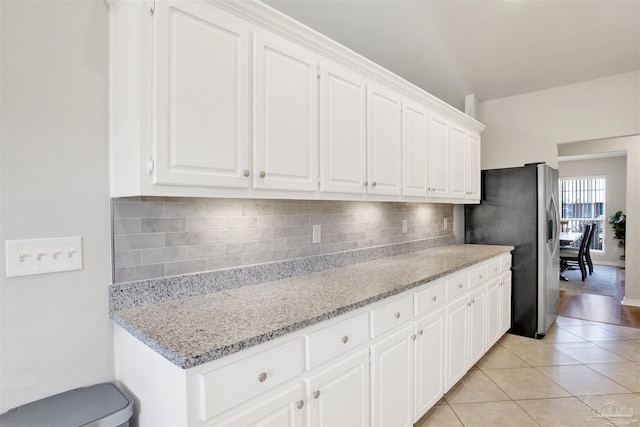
[109, 0, 484, 201]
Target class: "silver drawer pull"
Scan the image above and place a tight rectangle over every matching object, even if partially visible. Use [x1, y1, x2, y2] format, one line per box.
[432, 296, 437, 302]
[258, 372, 267, 383]
[341, 336, 349, 344]
[394, 312, 401, 319]
[243, 169, 250, 177]
[313, 391, 320, 399]
[372, 181, 377, 187]
[259, 170, 266, 178]
[297, 400, 304, 409]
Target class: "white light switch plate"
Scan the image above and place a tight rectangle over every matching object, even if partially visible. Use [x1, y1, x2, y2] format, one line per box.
[312, 225, 321, 244]
[5, 237, 83, 277]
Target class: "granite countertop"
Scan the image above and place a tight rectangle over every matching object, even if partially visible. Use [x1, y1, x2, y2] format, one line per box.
[111, 244, 512, 369]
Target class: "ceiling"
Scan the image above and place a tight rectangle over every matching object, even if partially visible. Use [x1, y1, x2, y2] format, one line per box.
[263, 0, 640, 111]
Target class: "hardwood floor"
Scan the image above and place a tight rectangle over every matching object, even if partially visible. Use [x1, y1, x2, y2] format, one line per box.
[559, 267, 640, 327]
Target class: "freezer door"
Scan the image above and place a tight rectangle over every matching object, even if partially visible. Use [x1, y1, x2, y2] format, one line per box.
[537, 164, 560, 336]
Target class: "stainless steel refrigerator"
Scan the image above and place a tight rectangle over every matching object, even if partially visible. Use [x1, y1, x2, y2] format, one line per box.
[465, 163, 560, 338]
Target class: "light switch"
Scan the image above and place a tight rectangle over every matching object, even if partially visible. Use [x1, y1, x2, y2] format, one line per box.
[402, 220, 408, 234]
[5, 237, 83, 277]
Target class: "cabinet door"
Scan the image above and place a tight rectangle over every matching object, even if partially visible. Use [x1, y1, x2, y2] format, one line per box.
[428, 113, 450, 199]
[485, 278, 501, 349]
[367, 85, 402, 196]
[413, 308, 444, 423]
[213, 382, 305, 427]
[371, 324, 413, 427]
[253, 32, 318, 192]
[154, 1, 251, 188]
[449, 125, 467, 200]
[499, 272, 512, 335]
[468, 286, 487, 367]
[466, 133, 481, 200]
[307, 348, 370, 427]
[444, 294, 467, 392]
[319, 62, 367, 195]
[402, 101, 429, 198]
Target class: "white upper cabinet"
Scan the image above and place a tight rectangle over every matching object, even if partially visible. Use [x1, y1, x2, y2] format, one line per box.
[109, 0, 484, 200]
[153, 1, 251, 188]
[367, 85, 403, 196]
[402, 101, 430, 199]
[253, 32, 319, 192]
[319, 62, 367, 195]
[466, 133, 481, 201]
[449, 124, 467, 200]
[428, 113, 450, 199]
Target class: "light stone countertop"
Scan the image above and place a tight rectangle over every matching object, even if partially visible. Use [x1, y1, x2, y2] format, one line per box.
[111, 244, 512, 369]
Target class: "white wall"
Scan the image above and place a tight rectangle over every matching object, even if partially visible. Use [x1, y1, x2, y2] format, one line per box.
[558, 156, 626, 266]
[0, 0, 114, 411]
[479, 74, 640, 306]
[479, 70, 640, 170]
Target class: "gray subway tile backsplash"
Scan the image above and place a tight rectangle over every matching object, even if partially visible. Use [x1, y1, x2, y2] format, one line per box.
[112, 197, 454, 283]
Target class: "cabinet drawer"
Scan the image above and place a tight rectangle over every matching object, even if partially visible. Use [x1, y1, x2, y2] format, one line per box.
[501, 255, 512, 271]
[414, 280, 445, 316]
[487, 259, 501, 279]
[305, 312, 369, 370]
[198, 338, 303, 420]
[446, 272, 469, 301]
[370, 294, 413, 338]
[469, 265, 488, 288]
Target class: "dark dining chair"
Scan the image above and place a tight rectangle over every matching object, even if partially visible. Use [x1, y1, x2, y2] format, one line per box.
[560, 223, 591, 281]
[560, 222, 596, 275]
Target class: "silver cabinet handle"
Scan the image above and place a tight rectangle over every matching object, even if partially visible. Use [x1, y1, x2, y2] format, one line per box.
[432, 296, 437, 302]
[458, 283, 463, 289]
[259, 171, 266, 178]
[372, 181, 377, 187]
[472, 299, 475, 304]
[394, 312, 401, 319]
[341, 336, 349, 344]
[468, 302, 472, 307]
[258, 372, 267, 382]
[419, 329, 423, 335]
[297, 400, 304, 409]
[313, 391, 320, 399]
[243, 169, 250, 177]
[363, 181, 368, 186]
[412, 334, 417, 341]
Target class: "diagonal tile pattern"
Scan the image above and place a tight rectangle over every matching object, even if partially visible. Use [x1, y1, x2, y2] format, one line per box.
[415, 317, 640, 427]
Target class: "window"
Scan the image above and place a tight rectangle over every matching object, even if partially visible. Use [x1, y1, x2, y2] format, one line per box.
[560, 176, 605, 251]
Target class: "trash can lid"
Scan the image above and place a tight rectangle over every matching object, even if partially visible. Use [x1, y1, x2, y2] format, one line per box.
[0, 383, 133, 427]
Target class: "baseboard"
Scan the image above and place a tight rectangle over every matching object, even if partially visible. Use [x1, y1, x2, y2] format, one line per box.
[621, 297, 640, 308]
[593, 261, 619, 267]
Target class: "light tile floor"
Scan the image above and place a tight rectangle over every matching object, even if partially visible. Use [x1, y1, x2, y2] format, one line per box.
[415, 316, 640, 427]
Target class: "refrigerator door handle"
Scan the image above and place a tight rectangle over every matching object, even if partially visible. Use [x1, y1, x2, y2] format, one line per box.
[549, 194, 560, 254]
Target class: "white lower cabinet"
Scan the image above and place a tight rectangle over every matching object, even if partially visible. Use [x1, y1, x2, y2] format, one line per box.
[214, 382, 306, 427]
[444, 293, 468, 392]
[486, 277, 502, 348]
[114, 254, 512, 426]
[413, 308, 444, 422]
[499, 271, 512, 336]
[307, 348, 370, 427]
[467, 285, 487, 367]
[370, 323, 414, 427]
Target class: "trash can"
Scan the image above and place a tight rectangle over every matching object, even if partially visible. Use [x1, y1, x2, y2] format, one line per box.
[0, 383, 133, 427]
